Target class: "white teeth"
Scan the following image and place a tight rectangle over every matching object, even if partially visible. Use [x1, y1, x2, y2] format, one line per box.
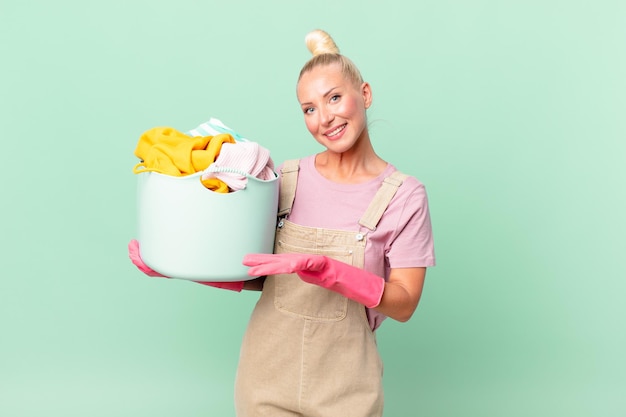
[327, 124, 345, 137]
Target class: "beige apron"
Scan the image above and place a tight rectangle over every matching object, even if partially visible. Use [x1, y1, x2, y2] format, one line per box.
[234, 160, 408, 417]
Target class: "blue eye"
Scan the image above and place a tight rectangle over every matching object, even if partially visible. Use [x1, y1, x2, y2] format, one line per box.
[304, 107, 315, 114]
[330, 95, 340, 102]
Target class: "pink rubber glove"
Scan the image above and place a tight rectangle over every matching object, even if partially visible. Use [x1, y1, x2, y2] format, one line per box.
[243, 253, 385, 308]
[128, 240, 244, 292]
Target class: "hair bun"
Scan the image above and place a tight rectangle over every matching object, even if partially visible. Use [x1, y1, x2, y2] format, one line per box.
[305, 29, 339, 56]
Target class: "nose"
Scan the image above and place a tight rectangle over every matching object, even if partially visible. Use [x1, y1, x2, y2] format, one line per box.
[320, 106, 334, 126]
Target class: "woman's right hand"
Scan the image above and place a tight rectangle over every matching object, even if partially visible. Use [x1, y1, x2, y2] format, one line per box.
[128, 239, 245, 292]
[128, 239, 166, 277]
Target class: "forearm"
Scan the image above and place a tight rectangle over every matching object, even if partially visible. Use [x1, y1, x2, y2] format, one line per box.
[374, 267, 426, 322]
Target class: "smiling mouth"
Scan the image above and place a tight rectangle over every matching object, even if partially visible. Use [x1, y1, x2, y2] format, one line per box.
[325, 123, 346, 138]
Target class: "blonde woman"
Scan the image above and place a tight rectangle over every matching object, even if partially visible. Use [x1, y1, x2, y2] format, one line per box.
[237, 29, 435, 416]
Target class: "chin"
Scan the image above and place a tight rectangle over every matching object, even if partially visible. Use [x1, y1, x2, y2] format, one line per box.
[325, 142, 355, 155]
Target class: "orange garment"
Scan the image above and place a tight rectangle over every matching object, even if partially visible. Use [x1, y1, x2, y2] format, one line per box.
[133, 127, 235, 192]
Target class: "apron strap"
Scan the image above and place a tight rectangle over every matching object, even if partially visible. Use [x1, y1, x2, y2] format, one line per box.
[358, 171, 409, 231]
[277, 159, 300, 218]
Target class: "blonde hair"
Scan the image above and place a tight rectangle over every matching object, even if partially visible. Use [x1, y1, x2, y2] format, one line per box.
[298, 29, 364, 87]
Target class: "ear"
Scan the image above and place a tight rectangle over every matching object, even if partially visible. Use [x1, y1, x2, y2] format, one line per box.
[361, 82, 372, 109]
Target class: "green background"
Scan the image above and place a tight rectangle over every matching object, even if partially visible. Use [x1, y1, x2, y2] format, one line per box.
[1, 1, 624, 416]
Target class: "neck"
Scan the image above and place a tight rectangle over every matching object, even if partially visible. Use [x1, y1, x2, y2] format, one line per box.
[315, 139, 387, 184]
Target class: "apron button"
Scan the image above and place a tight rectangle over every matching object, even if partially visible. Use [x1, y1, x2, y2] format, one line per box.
[355, 233, 364, 241]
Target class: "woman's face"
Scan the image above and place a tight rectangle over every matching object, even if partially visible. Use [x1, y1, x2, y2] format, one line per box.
[297, 64, 372, 154]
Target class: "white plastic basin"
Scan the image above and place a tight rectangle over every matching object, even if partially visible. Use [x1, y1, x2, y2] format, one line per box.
[136, 171, 279, 281]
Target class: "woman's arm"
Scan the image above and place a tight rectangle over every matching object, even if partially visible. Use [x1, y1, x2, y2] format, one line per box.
[374, 267, 426, 322]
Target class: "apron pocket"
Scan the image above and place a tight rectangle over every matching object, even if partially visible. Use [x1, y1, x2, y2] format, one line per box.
[273, 240, 353, 321]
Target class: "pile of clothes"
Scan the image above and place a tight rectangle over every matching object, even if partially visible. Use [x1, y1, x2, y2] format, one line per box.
[133, 118, 275, 192]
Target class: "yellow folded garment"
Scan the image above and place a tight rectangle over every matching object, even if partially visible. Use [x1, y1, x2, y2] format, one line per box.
[133, 127, 236, 192]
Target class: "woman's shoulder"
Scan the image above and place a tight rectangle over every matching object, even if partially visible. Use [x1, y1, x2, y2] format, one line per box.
[382, 166, 431, 216]
[386, 165, 426, 192]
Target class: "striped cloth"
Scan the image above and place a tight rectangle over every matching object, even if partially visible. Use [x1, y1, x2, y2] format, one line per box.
[190, 118, 275, 191]
[187, 118, 247, 142]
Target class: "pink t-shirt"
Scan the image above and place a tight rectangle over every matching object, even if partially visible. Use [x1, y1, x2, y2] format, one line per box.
[282, 155, 436, 330]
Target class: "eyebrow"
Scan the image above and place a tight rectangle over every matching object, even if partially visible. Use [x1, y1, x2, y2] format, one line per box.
[300, 86, 340, 106]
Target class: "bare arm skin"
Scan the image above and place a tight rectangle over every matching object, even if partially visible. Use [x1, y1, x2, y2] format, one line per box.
[374, 267, 426, 322]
